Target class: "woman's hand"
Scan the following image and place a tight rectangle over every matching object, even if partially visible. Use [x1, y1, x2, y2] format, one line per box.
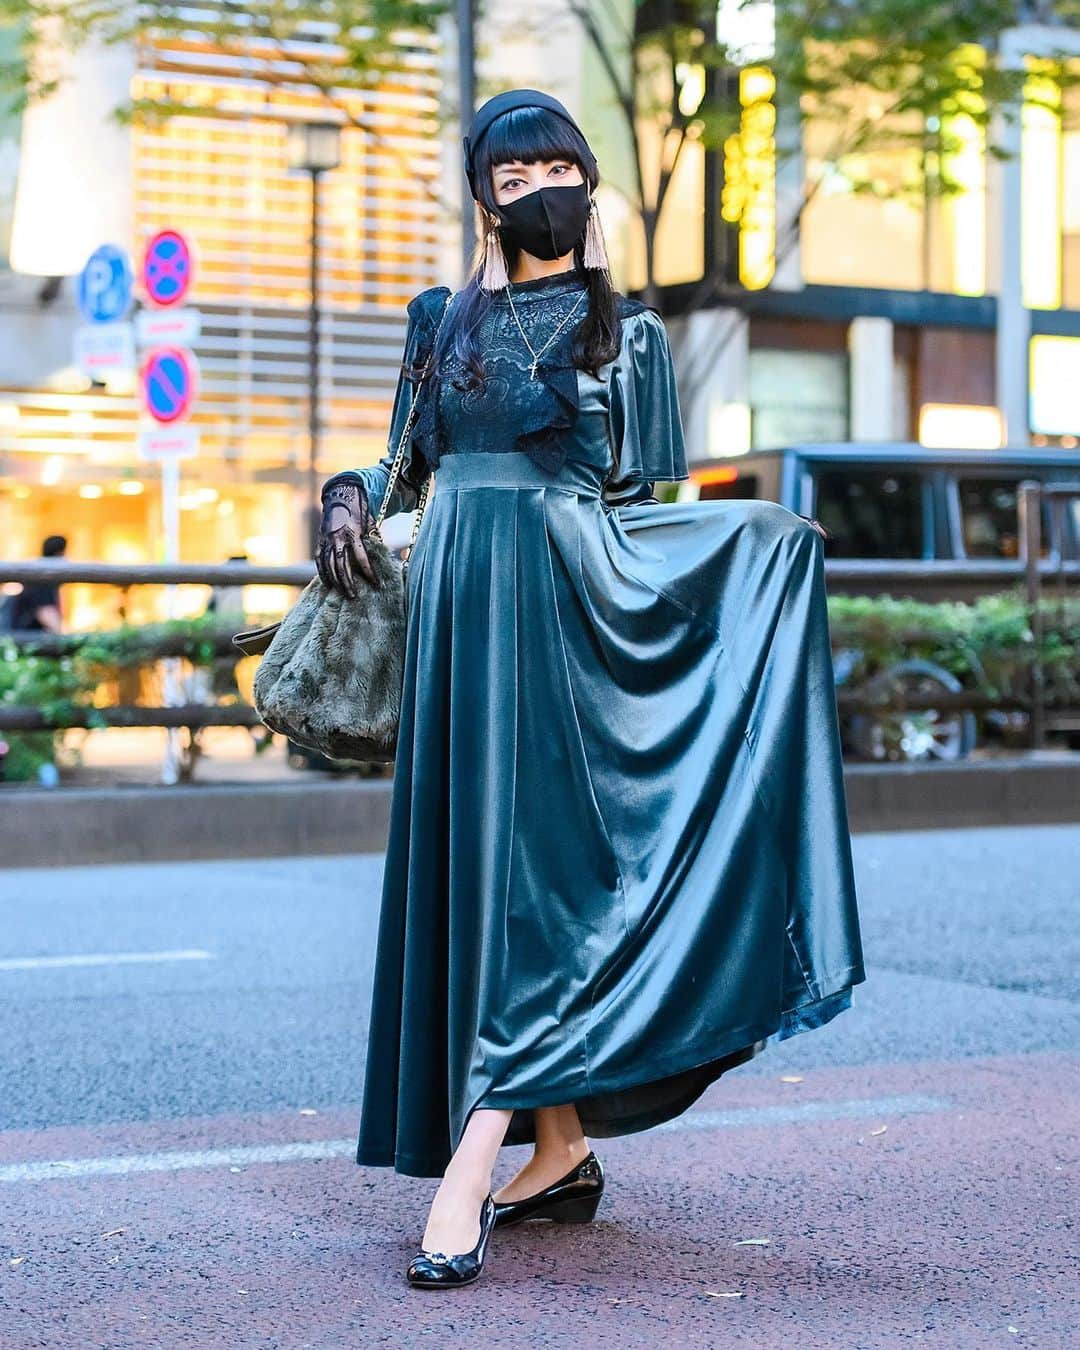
[316, 476, 379, 597]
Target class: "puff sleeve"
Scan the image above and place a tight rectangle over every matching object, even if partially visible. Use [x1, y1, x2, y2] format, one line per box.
[603, 307, 690, 507]
[345, 286, 450, 521]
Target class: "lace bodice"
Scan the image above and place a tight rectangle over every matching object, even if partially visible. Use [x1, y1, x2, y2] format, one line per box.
[434, 269, 593, 473]
[343, 269, 690, 520]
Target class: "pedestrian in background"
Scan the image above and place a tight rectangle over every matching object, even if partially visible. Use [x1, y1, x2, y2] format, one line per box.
[10, 534, 67, 633]
[316, 88, 865, 1290]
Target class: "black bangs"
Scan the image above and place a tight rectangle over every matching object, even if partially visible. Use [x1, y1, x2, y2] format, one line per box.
[423, 100, 619, 392]
[474, 107, 596, 211]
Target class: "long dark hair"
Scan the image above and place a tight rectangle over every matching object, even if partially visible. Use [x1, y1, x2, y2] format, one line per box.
[419, 106, 621, 386]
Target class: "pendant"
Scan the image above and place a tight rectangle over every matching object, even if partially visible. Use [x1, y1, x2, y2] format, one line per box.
[529, 361, 538, 380]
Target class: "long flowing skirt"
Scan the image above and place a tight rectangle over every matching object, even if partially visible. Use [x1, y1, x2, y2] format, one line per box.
[356, 451, 864, 1177]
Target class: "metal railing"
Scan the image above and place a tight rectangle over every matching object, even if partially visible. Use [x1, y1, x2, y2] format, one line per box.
[1019, 480, 1080, 748]
[2, 492, 1078, 759]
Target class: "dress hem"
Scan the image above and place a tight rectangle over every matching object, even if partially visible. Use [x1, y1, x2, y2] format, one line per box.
[356, 971, 863, 1178]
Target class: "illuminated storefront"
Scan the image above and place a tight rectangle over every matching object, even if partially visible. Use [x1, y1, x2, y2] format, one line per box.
[1, 24, 445, 623]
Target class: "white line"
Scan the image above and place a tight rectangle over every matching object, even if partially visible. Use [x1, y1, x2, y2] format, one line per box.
[0, 1140, 353, 1184]
[0, 949, 215, 972]
[651, 1093, 951, 1133]
[0, 1094, 952, 1185]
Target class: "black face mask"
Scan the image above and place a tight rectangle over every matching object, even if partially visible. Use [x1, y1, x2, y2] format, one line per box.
[496, 181, 591, 261]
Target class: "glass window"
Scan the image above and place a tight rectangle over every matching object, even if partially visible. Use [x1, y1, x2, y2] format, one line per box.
[957, 477, 1045, 560]
[749, 349, 848, 448]
[1061, 91, 1080, 309]
[813, 470, 923, 559]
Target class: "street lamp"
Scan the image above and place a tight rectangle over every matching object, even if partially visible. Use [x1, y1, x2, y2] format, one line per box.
[287, 120, 342, 556]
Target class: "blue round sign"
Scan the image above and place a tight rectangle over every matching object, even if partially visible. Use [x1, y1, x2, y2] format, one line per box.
[140, 347, 197, 424]
[77, 244, 133, 323]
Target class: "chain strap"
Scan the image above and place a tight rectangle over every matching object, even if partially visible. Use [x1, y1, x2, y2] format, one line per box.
[372, 290, 454, 559]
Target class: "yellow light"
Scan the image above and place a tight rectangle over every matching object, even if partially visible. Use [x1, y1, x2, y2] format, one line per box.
[942, 48, 987, 299]
[14, 485, 32, 500]
[721, 66, 776, 291]
[676, 62, 705, 117]
[1022, 68, 1062, 310]
[918, 404, 1003, 449]
[693, 465, 740, 486]
[79, 483, 104, 499]
[118, 480, 145, 495]
[41, 456, 64, 486]
[740, 67, 775, 107]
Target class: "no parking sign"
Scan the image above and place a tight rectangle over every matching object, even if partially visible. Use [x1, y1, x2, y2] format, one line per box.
[142, 229, 194, 308]
[140, 346, 198, 425]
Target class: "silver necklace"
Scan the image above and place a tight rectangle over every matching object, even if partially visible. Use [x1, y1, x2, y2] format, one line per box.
[504, 283, 587, 379]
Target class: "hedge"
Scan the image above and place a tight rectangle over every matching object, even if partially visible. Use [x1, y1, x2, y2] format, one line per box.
[2, 591, 1078, 781]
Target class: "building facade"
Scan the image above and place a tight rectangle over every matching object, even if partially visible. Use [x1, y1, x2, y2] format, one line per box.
[3, 2, 1080, 628]
[0, 10, 454, 626]
[637, 8, 1080, 468]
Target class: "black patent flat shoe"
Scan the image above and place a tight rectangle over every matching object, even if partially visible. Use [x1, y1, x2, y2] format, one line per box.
[406, 1193, 496, 1290]
[493, 1150, 604, 1228]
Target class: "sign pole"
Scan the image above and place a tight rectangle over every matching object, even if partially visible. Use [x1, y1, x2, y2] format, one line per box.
[160, 444, 183, 785]
[138, 228, 198, 786]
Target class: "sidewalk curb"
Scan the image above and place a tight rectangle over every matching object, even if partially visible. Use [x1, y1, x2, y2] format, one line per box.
[1, 759, 1077, 869]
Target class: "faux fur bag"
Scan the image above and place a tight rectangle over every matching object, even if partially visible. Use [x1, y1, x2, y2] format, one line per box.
[232, 289, 453, 762]
[246, 549, 407, 762]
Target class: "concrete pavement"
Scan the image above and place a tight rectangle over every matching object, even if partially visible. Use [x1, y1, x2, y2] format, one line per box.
[0, 826, 1077, 1347]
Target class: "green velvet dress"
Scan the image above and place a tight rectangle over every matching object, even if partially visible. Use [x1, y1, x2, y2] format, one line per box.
[353, 268, 865, 1177]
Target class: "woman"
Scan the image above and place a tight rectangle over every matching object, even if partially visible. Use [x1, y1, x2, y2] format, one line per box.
[316, 88, 864, 1290]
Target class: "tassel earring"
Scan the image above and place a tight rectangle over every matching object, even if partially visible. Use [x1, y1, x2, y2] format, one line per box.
[479, 217, 509, 291]
[583, 195, 610, 271]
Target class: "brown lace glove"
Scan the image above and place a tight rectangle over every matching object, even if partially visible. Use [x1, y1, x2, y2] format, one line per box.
[316, 473, 379, 598]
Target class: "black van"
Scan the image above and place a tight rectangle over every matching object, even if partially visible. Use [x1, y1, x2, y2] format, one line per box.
[686, 445, 1080, 571]
[684, 446, 1080, 761]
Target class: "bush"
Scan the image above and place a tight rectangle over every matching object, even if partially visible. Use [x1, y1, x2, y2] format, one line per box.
[826, 591, 1080, 707]
[0, 617, 225, 783]
[2, 597, 1078, 782]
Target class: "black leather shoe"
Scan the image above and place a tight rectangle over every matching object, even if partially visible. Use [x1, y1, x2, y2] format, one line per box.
[406, 1193, 496, 1290]
[493, 1150, 604, 1228]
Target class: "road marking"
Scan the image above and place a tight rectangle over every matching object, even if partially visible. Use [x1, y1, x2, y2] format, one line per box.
[0, 949, 215, 972]
[651, 1092, 951, 1133]
[0, 1094, 951, 1185]
[0, 1140, 354, 1184]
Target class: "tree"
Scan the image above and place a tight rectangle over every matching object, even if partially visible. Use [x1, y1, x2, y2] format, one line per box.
[565, 0, 1080, 308]
[0, 1, 454, 210]
[4, 0, 1078, 303]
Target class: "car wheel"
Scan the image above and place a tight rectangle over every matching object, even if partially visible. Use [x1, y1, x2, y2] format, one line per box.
[848, 660, 977, 763]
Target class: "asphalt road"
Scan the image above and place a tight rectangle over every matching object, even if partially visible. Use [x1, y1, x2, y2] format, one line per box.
[1, 825, 1077, 1348]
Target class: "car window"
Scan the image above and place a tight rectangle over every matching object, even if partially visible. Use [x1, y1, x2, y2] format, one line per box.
[812, 470, 923, 558]
[958, 478, 1029, 559]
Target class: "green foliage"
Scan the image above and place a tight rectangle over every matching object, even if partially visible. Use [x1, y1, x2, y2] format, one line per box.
[1, 1, 450, 117]
[827, 590, 1080, 706]
[0, 637, 86, 780]
[0, 617, 230, 782]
